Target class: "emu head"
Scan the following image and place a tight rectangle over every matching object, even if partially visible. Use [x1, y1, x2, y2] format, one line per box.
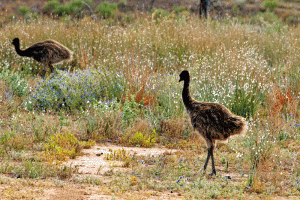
[11, 38, 20, 46]
[179, 70, 190, 82]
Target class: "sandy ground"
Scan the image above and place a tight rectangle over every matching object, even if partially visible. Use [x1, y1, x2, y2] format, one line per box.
[64, 144, 177, 175]
[0, 144, 182, 200]
[1, 144, 298, 199]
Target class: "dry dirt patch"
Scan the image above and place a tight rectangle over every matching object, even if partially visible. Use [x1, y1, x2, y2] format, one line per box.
[0, 144, 181, 200]
[64, 144, 177, 175]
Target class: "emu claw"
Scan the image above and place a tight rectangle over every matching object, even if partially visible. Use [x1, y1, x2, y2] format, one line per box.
[209, 171, 216, 176]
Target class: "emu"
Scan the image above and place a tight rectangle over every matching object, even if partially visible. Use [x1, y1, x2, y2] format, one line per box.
[199, 0, 208, 18]
[11, 38, 73, 78]
[179, 70, 247, 175]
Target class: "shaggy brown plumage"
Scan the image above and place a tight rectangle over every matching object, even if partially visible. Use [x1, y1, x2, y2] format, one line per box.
[179, 70, 247, 175]
[12, 38, 73, 78]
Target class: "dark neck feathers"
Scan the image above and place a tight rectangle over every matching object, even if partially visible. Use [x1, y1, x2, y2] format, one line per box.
[182, 77, 193, 108]
[14, 42, 30, 57]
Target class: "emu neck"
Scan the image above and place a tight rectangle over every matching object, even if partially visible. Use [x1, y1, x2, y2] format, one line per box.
[14, 43, 28, 57]
[182, 78, 193, 108]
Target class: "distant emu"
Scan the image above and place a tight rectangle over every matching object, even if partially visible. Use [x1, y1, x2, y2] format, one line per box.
[199, 0, 208, 18]
[179, 70, 247, 175]
[11, 38, 73, 78]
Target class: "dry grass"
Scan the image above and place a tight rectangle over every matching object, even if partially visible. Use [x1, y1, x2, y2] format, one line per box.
[0, 13, 300, 199]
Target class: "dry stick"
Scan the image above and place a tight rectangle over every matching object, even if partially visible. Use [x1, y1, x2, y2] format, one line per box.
[82, 1, 97, 20]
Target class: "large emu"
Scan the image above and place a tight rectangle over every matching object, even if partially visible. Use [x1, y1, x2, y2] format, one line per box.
[12, 38, 73, 78]
[179, 70, 247, 175]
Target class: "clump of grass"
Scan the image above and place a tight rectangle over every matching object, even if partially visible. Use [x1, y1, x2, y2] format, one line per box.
[122, 95, 146, 127]
[159, 118, 191, 144]
[43, 0, 60, 13]
[173, 6, 185, 14]
[0, 69, 28, 97]
[97, 2, 117, 18]
[0, 131, 32, 155]
[53, 4, 72, 15]
[128, 130, 156, 147]
[44, 0, 93, 17]
[18, 6, 31, 15]
[73, 175, 103, 185]
[42, 132, 83, 162]
[249, 11, 284, 31]
[77, 99, 124, 142]
[0, 160, 76, 179]
[230, 79, 265, 120]
[152, 8, 169, 22]
[81, 139, 96, 149]
[264, 0, 278, 10]
[105, 148, 128, 161]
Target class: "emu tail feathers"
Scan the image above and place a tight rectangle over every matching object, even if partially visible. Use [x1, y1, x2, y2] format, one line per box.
[226, 116, 248, 137]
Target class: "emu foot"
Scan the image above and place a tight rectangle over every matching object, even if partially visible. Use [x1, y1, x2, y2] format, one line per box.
[209, 170, 216, 176]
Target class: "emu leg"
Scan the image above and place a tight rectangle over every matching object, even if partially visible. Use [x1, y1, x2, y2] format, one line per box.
[203, 148, 211, 171]
[199, 3, 202, 17]
[49, 64, 54, 73]
[199, 0, 208, 18]
[41, 63, 48, 78]
[209, 146, 216, 175]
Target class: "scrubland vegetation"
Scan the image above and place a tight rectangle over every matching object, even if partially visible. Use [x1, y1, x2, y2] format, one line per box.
[0, 0, 300, 198]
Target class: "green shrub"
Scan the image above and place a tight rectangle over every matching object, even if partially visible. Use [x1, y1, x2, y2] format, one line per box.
[286, 16, 295, 23]
[277, 132, 289, 141]
[173, 6, 185, 14]
[0, 70, 28, 97]
[264, 0, 278, 10]
[43, 0, 60, 12]
[122, 95, 146, 126]
[129, 130, 156, 147]
[44, 0, 93, 15]
[18, 6, 31, 15]
[53, 4, 71, 15]
[68, 0, 94, 15]
[0, 131, 29, 153]
[249, 11, 284, 32]
[229, 80, 264, 120]
[232, 5, 240, 15]
[152, 8, 169, 22]
[97, 2, 117, 18]
[43, 132, 83, 162]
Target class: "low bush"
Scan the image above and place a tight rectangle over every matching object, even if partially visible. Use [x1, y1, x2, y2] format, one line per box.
[44, 0, 93, 16]
[152, 8, 169, 22]
[18, 6, 31, 15]
[97, 1, 117, 18]
[129, 130, 156, 147]
[43, 0, 60, 13]
[43, 132, 84, 162]
[25, 70, 125, 112]
[0, 70, 28, 97]
[264, 0, 278, 10]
